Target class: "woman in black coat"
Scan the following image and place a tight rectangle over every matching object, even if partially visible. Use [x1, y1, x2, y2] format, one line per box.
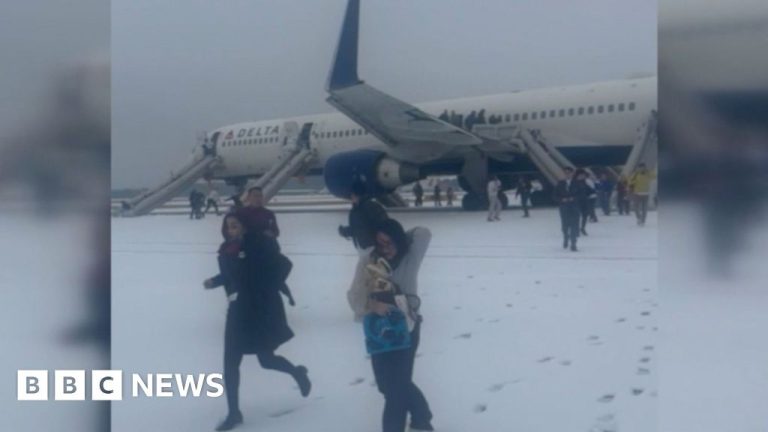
[204, 213, 311, 431]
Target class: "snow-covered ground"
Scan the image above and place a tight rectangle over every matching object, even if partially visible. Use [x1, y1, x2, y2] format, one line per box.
[0, 214, 105, 432]
[112, 208, 657, 432]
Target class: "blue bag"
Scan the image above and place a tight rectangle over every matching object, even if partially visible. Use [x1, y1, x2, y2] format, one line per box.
[363, 308, 412, 355]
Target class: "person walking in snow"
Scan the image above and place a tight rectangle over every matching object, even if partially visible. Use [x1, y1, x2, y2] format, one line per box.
[362, 218, 434, 432]
[339, 181, 389, 321]
[487, 175, 502, 221]
[412, 182, 424, 207]
[555, 167, 584, 251]
[515, 176, 532, 217]
[203, 213, 310, 431]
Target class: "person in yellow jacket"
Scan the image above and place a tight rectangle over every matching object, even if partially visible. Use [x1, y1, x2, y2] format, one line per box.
[628, 163, 655, 225]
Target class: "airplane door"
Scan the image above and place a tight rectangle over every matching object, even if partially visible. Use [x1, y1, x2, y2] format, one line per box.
[298, 122, 313, 150]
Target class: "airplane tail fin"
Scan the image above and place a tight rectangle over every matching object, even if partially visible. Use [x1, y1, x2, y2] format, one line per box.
[326, 0, 362, 91]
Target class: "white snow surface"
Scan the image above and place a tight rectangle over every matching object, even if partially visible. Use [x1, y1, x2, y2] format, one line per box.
[112, 208, 657, 432]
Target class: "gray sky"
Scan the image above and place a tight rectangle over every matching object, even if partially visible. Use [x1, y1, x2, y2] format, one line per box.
[112, 0, 656, 189]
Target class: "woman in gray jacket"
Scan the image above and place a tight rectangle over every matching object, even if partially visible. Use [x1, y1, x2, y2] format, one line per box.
[366, 218, 434, 432]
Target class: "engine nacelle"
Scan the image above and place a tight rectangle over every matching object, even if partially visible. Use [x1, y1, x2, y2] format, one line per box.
[323, 150, 420, 198]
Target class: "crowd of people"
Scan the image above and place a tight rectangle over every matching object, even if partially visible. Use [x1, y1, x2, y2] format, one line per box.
[194, 163, 654, 431]
[200, 184, 434, 432]
[555, 163, 655, 251]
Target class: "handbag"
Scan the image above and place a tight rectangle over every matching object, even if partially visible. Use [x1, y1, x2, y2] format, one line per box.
[363, 308, 411, 355]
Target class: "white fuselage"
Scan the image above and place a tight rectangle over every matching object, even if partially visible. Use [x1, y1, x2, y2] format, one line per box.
[210, 76, 656, 178]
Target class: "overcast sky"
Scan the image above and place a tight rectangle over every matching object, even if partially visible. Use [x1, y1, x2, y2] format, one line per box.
[112, 0, 656, 189]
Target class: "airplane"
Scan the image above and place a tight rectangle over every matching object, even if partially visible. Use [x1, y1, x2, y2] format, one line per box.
[122, 0, 657, 215]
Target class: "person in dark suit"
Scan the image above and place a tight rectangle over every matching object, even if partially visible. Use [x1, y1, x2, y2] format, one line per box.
[554, 167, 585, 251]
[515, 176, 532, 217]
[204, 213, 310, 431]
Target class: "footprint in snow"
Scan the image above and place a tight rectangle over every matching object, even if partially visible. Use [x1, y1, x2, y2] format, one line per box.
[559, 360, 572, 366]
[534, 280, 541, 285]
[590, 414, 618, 432]
[615, 318, 627, 323]
[587, 335, 600, 341]
[474, 404, 487, 413]
[454, 306, 463, 310]
[489, 318, 501, 323]
[467, 275, 475, 279]
[349, 377, 365, 386]
[269, 407, 299, 418]
[637, 368, 651, 375]
[631, 388, 644, 396]
[636, 326, 646, 331]
[639, 357, 651, 363]
[640, 311, 651, 316]
[488, 383, 506, 392]
[455, 333, 472, 339]
[505, 303, 513, 308]
[537, 356, 554, 363]
[643, 345, 654, 351]
[597, 394, 615, 403]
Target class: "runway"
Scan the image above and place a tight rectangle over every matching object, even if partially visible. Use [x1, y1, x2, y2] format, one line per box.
[111, 208, 657, 432]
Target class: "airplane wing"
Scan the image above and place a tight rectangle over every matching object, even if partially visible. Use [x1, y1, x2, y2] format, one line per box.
[325, 0, 482, 162]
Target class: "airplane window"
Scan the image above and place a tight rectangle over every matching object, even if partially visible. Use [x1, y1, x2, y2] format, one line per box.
[598, 106, 604, 113]
[578, 107, 584, 115]
[505, 114, 511, 122]
[559, 109, 565, 117]
[608, 104, 615, 112]
[514, 114, 520, 121]
[629, 102, 636, 111]
[618, 103, 625, 112]
[549, 110, 556, 117]
[588, 106, 594, 114]
[522, 113, 528, 121]
[540, 111, 546, 119]
[532, 112, 537, 120]
[568, 108, 574, 116]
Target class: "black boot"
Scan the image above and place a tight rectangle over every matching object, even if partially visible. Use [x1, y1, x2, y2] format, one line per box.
[215, 411, 243, 431]
[581, 228, 588, 236]
[410, 420, 435, 431]
[563, 237, 568, 249]
[570, 243, 578, 252]
[293, 366, 311, 397]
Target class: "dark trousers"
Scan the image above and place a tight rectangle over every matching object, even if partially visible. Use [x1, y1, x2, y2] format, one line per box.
[559, 203, 580, 245]
[617, 193, 629, 215]
[634, 195, 649, 224]
[372, 322, 432, 432]
[414, 196, 423, 207]
[205, 199, 220, 215]
[598, 191, 611, 215]
[520, 193, 530, 216]
[224, 344, 297, 415]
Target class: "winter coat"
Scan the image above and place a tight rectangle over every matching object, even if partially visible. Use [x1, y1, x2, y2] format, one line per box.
[554, 179, 588, 207]
[629, 170, 654, 195]
[348, 198, 388, 249]
[362, 227, 431, 314]
[235, 206, 280, 237]
[210, 233, 294, 353]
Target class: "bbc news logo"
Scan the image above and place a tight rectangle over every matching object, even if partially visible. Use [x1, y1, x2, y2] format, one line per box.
[17, 370, 223, 401]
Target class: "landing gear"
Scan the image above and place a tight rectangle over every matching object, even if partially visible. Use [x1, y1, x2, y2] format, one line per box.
[530, 189, 554, 207]
[498, 192, 509, 209]
[461, 193, 488, 211]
